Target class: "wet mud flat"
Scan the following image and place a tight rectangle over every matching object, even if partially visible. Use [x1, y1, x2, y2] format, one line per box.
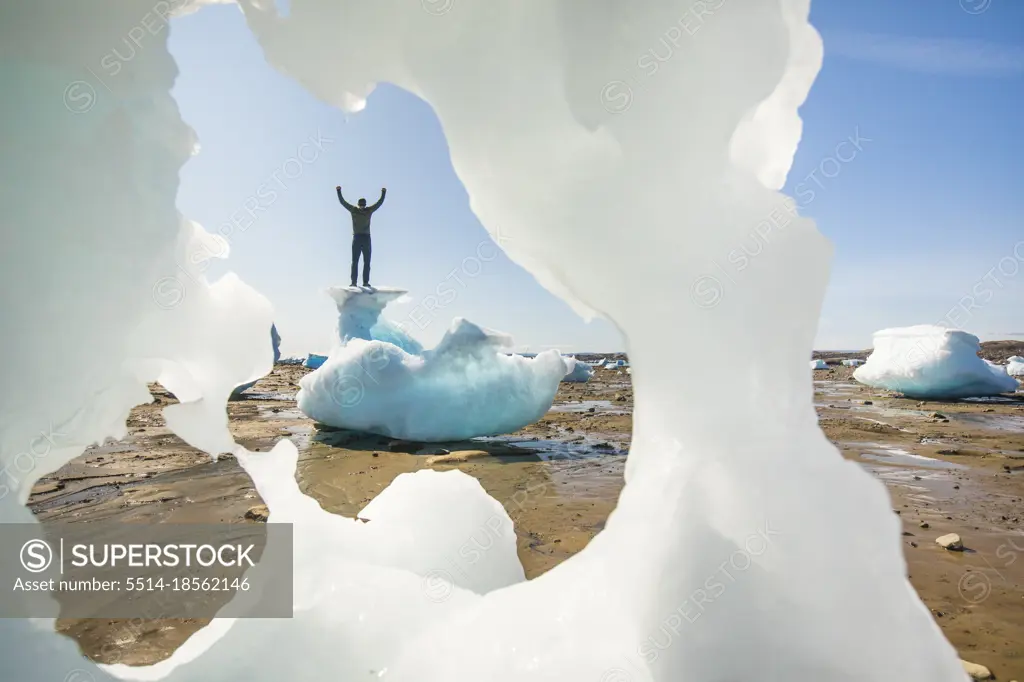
[27, 366, 310, 665]
[29, 363, 1024, 678]
[816, 365, 1024, 679]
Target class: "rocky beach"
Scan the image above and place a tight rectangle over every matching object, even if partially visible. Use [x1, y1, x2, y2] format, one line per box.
[31, 354, 1024, 679]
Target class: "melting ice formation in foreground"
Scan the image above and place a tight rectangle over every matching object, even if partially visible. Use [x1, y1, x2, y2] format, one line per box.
[297, 286, 566, 441]
[231, 324, 282, 395]
[854, 325, 1020, 399]
[2, 0, 975, 680]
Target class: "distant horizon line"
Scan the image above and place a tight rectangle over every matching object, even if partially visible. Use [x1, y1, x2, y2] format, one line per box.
[279, 338, 1023, 360]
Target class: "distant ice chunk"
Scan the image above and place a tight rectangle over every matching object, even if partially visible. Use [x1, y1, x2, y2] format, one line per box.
[841, 359, 864, 367]
[853, 325, 1020, 399]
[810, 359, 827, 370]
[298, 289, 565, 441]
[562, 356, 594, 383]
[1007, 355, 1024, 377]
[304, 353, 327, 369]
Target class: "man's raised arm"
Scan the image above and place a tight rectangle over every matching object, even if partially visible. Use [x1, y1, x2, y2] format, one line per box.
[336, 186, 354, 211]
[369, 187, 387, 211]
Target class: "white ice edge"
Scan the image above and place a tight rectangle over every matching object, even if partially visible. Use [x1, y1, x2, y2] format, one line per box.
[0, 0, 965, 680]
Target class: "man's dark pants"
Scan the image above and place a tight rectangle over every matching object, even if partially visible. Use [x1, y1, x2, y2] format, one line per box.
[351, 233, 372, 286]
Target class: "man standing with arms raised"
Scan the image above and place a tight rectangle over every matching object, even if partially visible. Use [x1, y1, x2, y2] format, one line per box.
[336, 185, 387, 287]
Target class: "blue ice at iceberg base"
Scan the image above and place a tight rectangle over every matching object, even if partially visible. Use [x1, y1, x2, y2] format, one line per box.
[297, 287, 566, 441]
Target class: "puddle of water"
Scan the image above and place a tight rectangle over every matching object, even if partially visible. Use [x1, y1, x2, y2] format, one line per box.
[864, 464, 958, 497]
[947, 412, 1024, 433]
[296, 433, 626, 523]
[844, 416, 913, 433]
[849, 404, 929, 419]
[864, 465, 965, 504]
[30, 483, 123, 512]
[847, 403, 1024, 437]
[551, 400, 612, 412]
[549, 400, 628, 414]
[544, 454, 627, 492]
[255, 405, 314, 450]
[846, 442, 966, 470]
[82, 442, 138, 456]
[814, 381, 859, 389]
[236, 391, 296, 401]
[813, 381, 860, 397]
[473, 437, 627, 501]
[961, 395, 1024, 404]
[861, 451, 966, 470]
[958, 446, 1024, 458]
[475, 435, 626, 459]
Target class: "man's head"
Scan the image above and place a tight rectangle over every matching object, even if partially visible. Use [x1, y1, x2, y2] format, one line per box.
[358, 198, 367, 208]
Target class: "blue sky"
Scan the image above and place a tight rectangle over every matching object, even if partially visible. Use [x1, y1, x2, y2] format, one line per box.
[169, 1, 1024, 355]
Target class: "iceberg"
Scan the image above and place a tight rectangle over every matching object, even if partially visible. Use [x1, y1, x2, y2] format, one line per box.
[297, 289, 566, 441]
[853, 325, 1020, 399]
[1007, 355, 1024, 377]
[304, 353, 328, 369]
[562, 356, 594, 383]
[810, 359, 827, 370]
[841, 358, 864, 367]
[329, 286, 423, 355]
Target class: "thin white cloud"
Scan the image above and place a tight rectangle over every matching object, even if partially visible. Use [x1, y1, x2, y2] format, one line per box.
[824, 31, 1024, 77]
